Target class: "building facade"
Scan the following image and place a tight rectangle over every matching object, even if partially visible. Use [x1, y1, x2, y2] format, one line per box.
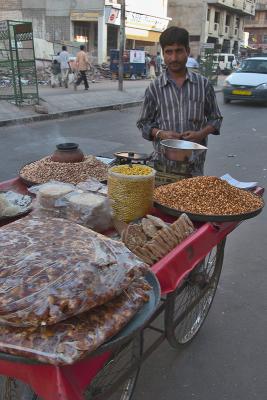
[168, 0, 256, 56]
[0, 0, 170, 63]
[245, 0, 267, 52]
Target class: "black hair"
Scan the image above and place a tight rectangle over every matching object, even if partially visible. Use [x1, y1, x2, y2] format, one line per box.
[159, 27, 189, 50]
[80, 45, 85, 50]
[62, 45, 67, 51]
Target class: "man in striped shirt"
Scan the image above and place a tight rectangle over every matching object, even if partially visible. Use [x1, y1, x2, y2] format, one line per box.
[137, 27, 222, 176]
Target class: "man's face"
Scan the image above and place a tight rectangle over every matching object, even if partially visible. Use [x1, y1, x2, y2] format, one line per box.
[163, 43, 190, 73]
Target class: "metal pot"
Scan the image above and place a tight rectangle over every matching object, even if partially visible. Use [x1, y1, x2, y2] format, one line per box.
[160, 139, 207, 162]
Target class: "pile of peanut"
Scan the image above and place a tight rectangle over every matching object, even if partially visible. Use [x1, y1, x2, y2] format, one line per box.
[20, 156, 108, 184]
[154, 176, 264, 215]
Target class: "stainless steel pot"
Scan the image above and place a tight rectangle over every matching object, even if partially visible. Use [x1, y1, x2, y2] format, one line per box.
[160, 139, 207, 162]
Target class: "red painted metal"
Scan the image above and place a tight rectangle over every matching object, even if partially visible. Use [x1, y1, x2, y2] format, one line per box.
[0, 177, 264, 399]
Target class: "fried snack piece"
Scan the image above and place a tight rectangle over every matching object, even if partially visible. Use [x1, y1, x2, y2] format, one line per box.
[146, 214, 169, 229]
[131, 213, 195, 265]
[122, 223, 148, 251]
[141, 218, 158, 238]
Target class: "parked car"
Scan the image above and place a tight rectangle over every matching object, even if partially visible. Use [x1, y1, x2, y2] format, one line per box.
[223, 57, 267, 104]
[213, 53, 236, 75]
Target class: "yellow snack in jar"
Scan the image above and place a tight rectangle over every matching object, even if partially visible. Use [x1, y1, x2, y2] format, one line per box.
[108, 165, 156, 222]
[111, 165, 153, 176]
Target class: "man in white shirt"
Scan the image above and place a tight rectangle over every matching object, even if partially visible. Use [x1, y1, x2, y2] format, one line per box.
[59, 45, 70, 88]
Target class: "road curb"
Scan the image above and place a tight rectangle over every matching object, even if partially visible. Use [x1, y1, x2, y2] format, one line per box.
[0, 100, 143, 128]
[0, 89, 222, 127]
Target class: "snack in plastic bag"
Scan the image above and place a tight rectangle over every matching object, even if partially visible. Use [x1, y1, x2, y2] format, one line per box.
[0, 216, 148, 327]
[36, 182, 74, 208]
[0, 191, 32, 218]
[30, 180, 112, 231]
[65, 191, 113, 232]
[0, 276, 151, 365]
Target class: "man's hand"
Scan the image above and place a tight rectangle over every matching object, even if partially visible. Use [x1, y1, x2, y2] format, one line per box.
[180, 130, 206, 143]
[160, 130, 183, 140]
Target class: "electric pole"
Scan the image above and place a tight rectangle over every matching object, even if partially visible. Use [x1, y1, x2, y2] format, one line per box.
[118, 0, 126, 91]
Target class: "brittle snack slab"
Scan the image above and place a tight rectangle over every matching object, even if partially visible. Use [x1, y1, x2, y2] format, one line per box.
[0, 216, 148, 327]
[0, 276, 151, 365]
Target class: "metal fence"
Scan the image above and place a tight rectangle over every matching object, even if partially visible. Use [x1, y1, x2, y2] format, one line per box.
[0, 20, 39, 105]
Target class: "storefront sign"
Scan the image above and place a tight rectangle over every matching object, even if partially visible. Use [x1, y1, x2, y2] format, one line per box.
[70, 12, 99, 21]
[126, 11, 169, 32]
[105, 7, 169, 32]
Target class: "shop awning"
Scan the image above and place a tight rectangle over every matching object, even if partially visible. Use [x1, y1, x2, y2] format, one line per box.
[126, 27, 161, 43]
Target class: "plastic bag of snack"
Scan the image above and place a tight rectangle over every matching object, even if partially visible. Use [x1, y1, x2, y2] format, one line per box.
[29, 181, 75, 218]
[0, 216, 148, 328]
[64, 191, 113, 232]
[0, 276, 151, 365]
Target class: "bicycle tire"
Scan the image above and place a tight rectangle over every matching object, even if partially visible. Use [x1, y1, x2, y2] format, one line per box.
[0, 376, 38, 400]
[165, 238, 226, 347]
[85, 334, 142, 400]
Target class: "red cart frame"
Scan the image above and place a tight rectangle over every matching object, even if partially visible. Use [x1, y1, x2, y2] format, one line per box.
[0, 178, 264, 400]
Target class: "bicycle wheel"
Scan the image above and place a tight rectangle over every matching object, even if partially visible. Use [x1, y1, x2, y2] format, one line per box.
[165, 238, 226, 347]
[85, 334, 142, 400]
[0, 376, 38, 400]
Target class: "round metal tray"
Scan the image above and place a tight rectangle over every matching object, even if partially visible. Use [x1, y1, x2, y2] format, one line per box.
[19, 174, 37, 187]
[154, 200, 264, 222]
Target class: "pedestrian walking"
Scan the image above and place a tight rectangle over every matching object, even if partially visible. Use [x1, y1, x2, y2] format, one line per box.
[74, 45, 90, 90]
[145, 53, 151, 78]
[149, 56, 156, 80]
[155, 51, 163, 76]
[59, 46, 70, 88]
[137, 26, 222, 176]
[50, 58, 61, 88]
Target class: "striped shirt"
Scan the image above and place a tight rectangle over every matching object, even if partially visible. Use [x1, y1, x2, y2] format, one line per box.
[137, 70, 222, 175]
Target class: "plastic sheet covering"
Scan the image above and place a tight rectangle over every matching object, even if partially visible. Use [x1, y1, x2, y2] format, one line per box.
[0, 216, 148, 327]
[0, 276, 151, 365]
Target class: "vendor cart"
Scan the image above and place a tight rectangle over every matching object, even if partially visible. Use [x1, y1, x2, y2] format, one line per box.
[0, 177, 264, 400]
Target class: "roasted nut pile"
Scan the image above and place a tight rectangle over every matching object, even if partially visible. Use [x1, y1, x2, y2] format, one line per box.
[20, 155, 108, 184]
[154, 176, 264, 215]
[108, 165, 155, 222]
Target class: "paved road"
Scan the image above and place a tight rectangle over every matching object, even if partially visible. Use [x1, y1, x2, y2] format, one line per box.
[0, 94, 266, 399]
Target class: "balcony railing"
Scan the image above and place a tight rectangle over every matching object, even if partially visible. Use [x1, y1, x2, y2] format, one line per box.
[208, 0, 255, 15]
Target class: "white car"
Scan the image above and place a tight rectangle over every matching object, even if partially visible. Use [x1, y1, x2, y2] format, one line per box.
[223, 57, 267, 104]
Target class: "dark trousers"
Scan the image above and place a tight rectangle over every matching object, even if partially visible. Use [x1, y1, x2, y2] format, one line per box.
[76, 70, 89, 89]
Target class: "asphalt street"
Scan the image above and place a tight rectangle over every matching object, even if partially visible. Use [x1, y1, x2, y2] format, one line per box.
[0, 93, 266, 400]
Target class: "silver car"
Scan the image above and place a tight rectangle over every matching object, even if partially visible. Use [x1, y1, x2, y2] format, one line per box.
[223, 57, 267, 104]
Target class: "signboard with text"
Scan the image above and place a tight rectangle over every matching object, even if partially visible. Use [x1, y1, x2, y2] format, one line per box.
[105, 6, 170, 32]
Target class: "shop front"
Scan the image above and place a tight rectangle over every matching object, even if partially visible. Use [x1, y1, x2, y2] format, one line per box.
[105, 6, 170, 59]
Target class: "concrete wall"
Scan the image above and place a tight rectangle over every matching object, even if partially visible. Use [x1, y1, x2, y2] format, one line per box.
[0, 0, 22, 9]
[0, 0, 22, 19]
[167, 0, 204, 56]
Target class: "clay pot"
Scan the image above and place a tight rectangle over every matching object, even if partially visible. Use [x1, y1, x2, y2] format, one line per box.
[51, 143, 85, 163]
